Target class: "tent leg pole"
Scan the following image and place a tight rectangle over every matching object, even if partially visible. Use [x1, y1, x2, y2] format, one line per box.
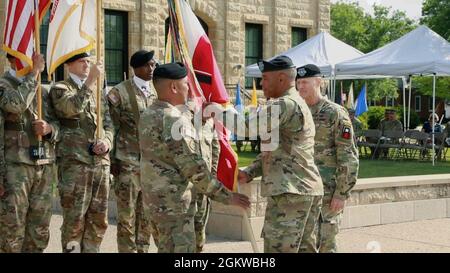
[402, 78, 406, 132]
[432, 75, 436, 166]
[408, 78, 412, 130]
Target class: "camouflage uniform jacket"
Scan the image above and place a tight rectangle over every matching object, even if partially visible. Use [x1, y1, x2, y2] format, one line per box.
[378, 119, 403, 135]
[108, 79, 156, 166]
[49, 77, 114, 165]
[139, 100, 232, 217]
[0, 71, 59, 166]
[309, 97, 359, 200]
[199, 118, 220, 176]
[243, 87, 324, 197]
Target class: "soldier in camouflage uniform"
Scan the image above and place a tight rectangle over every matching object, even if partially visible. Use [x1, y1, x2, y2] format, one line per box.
[296, 64, 359, 253]
[108, 50, 158, 253]
[349, 109, 363, 139]
[0, 103, 4, 199]
[49, 52, 114, 253]
[236, 56, 324, 253]
[0, 53, 59, 253]
[139, 63, 250, 253]
[194, 117, 220, 253]
[378, 109, 403, 134]
[374, 109, 403, 158]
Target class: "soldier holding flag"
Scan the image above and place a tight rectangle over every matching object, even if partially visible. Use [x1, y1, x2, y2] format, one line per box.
[0, 52, 59, 253]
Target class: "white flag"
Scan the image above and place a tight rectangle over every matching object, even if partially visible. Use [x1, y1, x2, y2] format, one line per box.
[46, 0, 96, 75]
[346, 83, 355, 110]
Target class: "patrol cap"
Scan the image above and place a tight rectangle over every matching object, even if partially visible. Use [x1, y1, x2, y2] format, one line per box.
[258, 55, 295, 73]
[385, 109, 396, 114]
[130, 50, 155, 68]
[348, 108, 356, 114]
[296, 64, 321, 79]
[65, 52, 90, 64]
[153, 62, 187, 80]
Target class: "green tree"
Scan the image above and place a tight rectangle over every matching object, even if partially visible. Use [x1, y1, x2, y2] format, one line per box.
[421, 0, 450, 41]
[331, 1, 368, 52]
[331, 1, 417, 102]
[413, 77, 450, 100]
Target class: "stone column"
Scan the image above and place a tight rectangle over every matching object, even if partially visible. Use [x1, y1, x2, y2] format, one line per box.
[317, 0, 331, 33]
[273, 0, 290, 55]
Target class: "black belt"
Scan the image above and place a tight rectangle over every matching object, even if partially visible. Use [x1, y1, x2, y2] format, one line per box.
[60, 119, 82, 129]
[5, 122, 26, 131]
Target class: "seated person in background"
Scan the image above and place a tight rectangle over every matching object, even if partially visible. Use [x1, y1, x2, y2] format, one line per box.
[348, 109, 363, 139]
[422, 113, 443, 134]
[378, 109, 403, 134]
[374, 109, 403, 158]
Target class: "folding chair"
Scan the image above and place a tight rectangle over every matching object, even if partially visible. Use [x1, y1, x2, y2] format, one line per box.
[357, 129, 382, 159]
[401, 130, 428, 159]
[374, 130, 404, 160]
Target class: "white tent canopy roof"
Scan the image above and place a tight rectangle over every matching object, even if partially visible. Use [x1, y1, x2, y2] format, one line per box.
[245, 31, 364, 78]
[335, 26, 450, 77]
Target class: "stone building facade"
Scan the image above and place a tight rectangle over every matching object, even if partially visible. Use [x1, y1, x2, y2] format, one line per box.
[0, 0, 330, 87]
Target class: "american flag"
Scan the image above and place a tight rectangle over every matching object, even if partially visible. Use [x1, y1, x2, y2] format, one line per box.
[2, 0, 51, 76]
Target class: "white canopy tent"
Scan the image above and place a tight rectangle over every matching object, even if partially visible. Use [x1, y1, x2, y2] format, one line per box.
[245, 31, 364, 77]
[245, 31, 365, 99]
[336, 25, 450, 165]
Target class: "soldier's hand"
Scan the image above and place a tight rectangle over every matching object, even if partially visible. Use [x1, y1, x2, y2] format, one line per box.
[92, 140, 110, 155]
[32, 120, 52, 136]
[31, 53, 45, 76]
[0, 183, 5, 197]
[110, 163, 120, 177]
[238, 170, 251, 184]
[85, 62, 103, 89]
[229, 192, 251, 210]
[330, 197, 346, 213]
[203, 102, 223, 120]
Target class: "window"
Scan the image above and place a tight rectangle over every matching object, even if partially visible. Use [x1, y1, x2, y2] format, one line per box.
[415, 96, 422, 112]
[292, 27, 307, 47]
[40, 7, 64, 82]
[245, 23, 263, 89]
[105, 10, 128, 85]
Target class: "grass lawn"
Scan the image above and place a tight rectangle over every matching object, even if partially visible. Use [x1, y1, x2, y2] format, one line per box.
[233, 143, 450, 179]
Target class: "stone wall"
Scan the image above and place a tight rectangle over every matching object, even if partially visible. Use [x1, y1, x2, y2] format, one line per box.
[0, 0, 331, 86]
[207, 174, 450, 241]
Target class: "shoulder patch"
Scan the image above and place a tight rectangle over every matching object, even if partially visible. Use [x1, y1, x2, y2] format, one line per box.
[341, 121, 353, 140]
[107, 90, 120, 106]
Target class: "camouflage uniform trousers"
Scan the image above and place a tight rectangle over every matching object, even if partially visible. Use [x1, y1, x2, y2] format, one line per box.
[262, 193, 322, 253]
[150, 200, 197, 253]
[0, 163, 55, 253]
[58, 160, 109, 253]
[194, 193, 211, 253]
[114, 162, 157, 253]
[317, 194, 343, 253]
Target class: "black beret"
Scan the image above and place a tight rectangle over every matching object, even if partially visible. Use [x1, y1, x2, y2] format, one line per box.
[153, 62, 187, 80]
[65, 52, 90, 64]
[258, 55, 295, 73]
[385, 109, 396, 114]
[6, 53, 14, 59]
[130, 50, 155, 68]
[296, 64, 321, 79]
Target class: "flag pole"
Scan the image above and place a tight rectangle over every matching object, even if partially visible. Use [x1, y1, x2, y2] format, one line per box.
[96, 0, 103, 139]
[237, 184, 260, 253]
[34, 0, 42, 142]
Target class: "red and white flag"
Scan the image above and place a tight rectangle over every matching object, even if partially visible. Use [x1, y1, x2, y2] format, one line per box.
[168, 0, 239, 191]
[2, 0, 51, 76]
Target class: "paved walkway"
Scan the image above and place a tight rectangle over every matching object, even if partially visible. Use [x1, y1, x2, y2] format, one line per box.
[44, 216, 450, 253]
